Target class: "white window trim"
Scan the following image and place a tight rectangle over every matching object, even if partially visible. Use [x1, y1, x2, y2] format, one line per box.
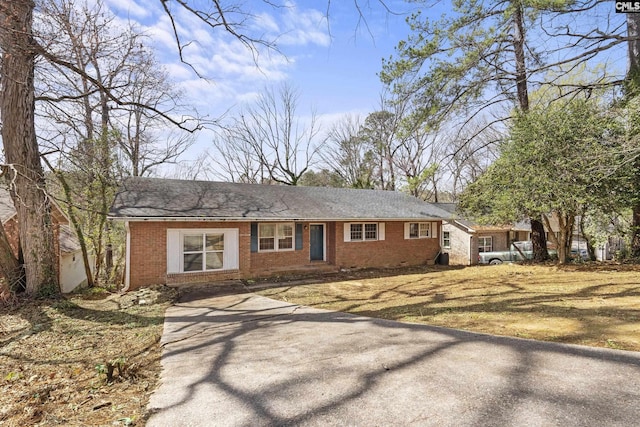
[182, 232, 225, 272]
[404, 222, 434, 239]
[258, 222, 295, 252]
[478, 236, 493, 253]
[443, 231, 451, 248]
[167, 228, 239, 274]
[343, 222, 385, 242]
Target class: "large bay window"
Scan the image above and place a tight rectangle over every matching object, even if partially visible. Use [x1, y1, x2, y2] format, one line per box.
[167, 228, 239, 274]
[183, 233, 224, 272]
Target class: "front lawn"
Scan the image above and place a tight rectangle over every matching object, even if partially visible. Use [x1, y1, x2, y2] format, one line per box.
[257, 264, 640, 352]
[0, 286, 176, 426]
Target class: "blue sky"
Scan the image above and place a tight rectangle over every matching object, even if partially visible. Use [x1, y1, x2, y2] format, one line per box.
[103, 0, 418, 163]
[101, 0, 629, 175]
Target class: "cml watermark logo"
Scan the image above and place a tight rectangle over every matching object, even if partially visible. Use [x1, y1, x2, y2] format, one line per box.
[616, 1, 640, 12]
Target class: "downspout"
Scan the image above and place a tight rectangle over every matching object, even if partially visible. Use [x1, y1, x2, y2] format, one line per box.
[470, 234, 474, 265]
[123, 220, 131, 292]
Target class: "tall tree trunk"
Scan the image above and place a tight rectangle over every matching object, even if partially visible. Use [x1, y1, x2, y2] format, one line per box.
[632, 207, 640, 257]
[627, 13, 640, 257]
[0, 1, 59, 296]
[513, 1, 547, 261]
[530, 216, 548, 262]
[513, 2, 529, 112]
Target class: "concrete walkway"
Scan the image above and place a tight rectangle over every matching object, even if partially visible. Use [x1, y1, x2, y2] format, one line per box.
[147, 288, 640, 427]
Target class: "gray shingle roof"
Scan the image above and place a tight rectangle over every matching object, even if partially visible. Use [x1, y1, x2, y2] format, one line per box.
[432, 203, 476, 230]
[109, 177, 452, 221]
[433, 202, 531, 232]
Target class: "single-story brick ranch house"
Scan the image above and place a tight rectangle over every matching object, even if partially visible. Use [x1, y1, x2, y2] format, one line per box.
[108, 177, 452, 291]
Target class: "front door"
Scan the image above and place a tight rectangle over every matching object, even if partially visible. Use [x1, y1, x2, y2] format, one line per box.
[310, 224, 324, 261]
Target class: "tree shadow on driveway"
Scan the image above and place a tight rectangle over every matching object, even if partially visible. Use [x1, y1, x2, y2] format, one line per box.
[147, 291, 640, 427]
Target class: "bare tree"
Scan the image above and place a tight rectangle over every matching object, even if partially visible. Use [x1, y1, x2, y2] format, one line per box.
[360, 110, 403, 190]
[210, 83, 321, 185]
[0, 0, 393, 295]
[36, 0, 196, 284]
[394, 123, 443, 201]
[209, 131, 265, 183]
[113, 52, 196, 177]
[446, 123, 501, 200]
[321, 115, 376, 189]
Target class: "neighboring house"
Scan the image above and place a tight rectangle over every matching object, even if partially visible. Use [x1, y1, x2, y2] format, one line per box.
[0, 188, 93, 293]
[108, 177, 452, 291]
[539, 214, 621, 261]
[434, 203, 529, 265]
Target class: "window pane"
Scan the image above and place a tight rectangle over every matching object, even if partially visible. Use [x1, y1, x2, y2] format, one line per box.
[409, 223, 419, 238]
[184, 253, 203, 271]
[278, 224, 293, 237]
[278, 237, 293, 249]
[419, 223, 430, 237]
[206, 234, 224, 251]
[259, 238, 275, 250]
[364, 223, 377, 240]
[350, 224, 362, 241]
[206, 252, 223, 270]
[479, 237, 492, 252]
[183, 235, 203, 252]
[259, 224, 275, 238]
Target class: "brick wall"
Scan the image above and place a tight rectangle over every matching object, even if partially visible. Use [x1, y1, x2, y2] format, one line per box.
[4, 217, 20, 258]
[127, 219, 442, 290]
[334, 221, 440, 269]
[128, 221, 252, 288]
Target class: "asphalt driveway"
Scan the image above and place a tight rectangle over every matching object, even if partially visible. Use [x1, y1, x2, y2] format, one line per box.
[147, 287, 640, 426]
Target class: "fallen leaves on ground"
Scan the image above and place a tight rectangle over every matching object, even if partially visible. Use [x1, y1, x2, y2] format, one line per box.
[0, 285, 177, 426]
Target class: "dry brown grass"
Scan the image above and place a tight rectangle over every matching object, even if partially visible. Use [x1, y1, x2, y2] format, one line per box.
[257, 263, 640, 352]
[0, 286, 177, 426]
[3, 264, 637, 426]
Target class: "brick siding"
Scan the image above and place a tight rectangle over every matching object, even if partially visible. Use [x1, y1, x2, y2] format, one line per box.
[127, 220, 442, 290]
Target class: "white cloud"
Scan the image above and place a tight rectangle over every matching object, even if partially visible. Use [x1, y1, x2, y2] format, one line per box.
[102, 0, 351, 164]
[164, 62, 193, 81]
[277, 5, 330, 47]
[103, 0, 150, 20]
[254, 12, 280, 34]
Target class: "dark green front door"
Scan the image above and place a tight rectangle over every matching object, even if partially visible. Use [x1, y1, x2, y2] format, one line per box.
[310, 224, 324, 261]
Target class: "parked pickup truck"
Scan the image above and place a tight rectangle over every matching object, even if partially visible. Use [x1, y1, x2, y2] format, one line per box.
[478, 241, 550, 265]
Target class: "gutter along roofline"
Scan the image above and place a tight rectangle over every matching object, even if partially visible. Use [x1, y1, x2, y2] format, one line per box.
[108, 216, 450, 222]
